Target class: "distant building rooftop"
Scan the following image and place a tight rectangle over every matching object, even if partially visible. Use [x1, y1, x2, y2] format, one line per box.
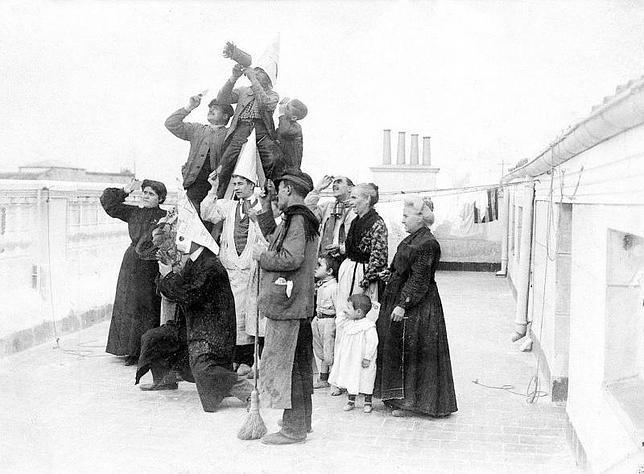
[0, 162, 134, 184]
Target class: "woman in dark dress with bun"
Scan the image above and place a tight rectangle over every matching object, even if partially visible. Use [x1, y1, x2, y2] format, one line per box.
[374, 197, 457, 417]
[100, 179, 167, 365]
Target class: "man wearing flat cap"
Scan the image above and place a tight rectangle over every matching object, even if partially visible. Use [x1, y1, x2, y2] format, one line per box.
[251, 171, 319, 445]
[165, 94, 235, 210]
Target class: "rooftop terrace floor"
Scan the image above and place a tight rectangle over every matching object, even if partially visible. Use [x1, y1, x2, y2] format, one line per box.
[0, 272, 579, 473]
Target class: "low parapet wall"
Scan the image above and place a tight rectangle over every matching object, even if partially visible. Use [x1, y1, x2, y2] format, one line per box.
[0, 180, 176, 357]
[377, 193, 502, 271]
[0, 181, 500, 356]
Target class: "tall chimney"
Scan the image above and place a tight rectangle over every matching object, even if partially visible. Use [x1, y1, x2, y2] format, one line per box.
[382, 129, 391, 165]
[422, 136, 432, 166]
[410, 134, 419, 165]
[396, 131, 406, 165]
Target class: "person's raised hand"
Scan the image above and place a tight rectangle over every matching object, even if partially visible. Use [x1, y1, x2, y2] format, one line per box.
[315, 175, 334, 192]
[278, 97, 291, 115]
[232, 63, 245, 79]
[258, 180, 275, 211]
[324, 244, 341, 257]
[123, 178, 141, 194]
[207, 168, 219, 187]
[187, 94, 202, 111]
[264, 179, 277, 198]
[243, 67, 256, 81]
[391, 306, 405, 322]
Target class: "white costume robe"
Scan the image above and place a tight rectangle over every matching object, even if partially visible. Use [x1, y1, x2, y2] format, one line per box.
[329, 316, 378, 395]
[201, 197, 267, 343]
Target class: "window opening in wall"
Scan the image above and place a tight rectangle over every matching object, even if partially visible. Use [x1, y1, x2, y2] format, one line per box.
[31, 264, 38, 290]
[605, 230, 644, 444]
[0, 207, 6, 235]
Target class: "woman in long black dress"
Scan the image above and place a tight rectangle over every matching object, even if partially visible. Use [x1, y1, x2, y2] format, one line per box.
[100, 179, 167, 365]
[374, 197, 457, 417]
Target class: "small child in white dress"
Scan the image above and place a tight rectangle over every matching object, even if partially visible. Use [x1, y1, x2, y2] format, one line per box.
[329, 294, 379, 413]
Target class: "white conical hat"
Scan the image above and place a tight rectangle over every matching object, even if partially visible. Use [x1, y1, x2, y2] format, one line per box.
[223, 129, 266, 199]
[232, 129, 261, 184]
[253, 34, 280, 87]
[175, 192, 219, 255]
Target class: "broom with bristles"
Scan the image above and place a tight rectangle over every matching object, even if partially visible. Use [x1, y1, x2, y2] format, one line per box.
[238, 266, 267, 440]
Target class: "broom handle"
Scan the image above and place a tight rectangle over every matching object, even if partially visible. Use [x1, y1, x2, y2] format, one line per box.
[253, 265, 260, 390]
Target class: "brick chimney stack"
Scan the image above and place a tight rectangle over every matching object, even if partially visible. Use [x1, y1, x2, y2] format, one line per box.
[410, 134, 419, 165]
[382, 129, 391, 165]
[397, 131, 406, 165]
[422, 136, 432, 166]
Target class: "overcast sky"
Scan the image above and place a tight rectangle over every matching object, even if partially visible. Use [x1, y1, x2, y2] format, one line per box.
[2, 0, 644, 188]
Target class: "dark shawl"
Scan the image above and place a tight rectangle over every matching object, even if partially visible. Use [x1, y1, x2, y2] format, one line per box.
[345, 208, 380, 263]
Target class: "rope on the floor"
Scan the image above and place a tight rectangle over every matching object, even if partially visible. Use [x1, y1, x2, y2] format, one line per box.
[472, 378, 548, 402]
[52, 340, 112, 359]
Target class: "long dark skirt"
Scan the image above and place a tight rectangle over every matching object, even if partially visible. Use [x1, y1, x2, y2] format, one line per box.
[375, 283, 457, 417]
[106, 245, 161, 357]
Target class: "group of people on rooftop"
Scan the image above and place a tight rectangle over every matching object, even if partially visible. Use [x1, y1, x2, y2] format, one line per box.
[99, 40, 457, 445]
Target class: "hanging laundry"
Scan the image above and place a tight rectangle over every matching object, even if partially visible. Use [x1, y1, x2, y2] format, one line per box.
[473, 190, 489, 224]
[487, 187, 499, 222]
[473, 187, 499, 223]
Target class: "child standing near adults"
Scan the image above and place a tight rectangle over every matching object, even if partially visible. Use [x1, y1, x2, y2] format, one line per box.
[312, 256, 339, 389]
[274, 97, 308, 176]
[329, 294, 379, 413]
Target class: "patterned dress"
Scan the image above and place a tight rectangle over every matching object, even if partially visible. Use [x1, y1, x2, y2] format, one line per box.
[374, 226, 457, 416]
[336, 208, 388, 321]
[100, 188, 165, 358]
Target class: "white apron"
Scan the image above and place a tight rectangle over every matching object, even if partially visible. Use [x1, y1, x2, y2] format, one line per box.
[336, 258, 380, 322]
[216, 199, 267, 344]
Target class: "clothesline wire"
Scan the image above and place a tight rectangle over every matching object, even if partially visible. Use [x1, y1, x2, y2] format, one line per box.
[378, 180, 528, 199]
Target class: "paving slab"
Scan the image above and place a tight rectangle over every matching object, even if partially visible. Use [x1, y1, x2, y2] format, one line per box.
[0, 272, 580, 473]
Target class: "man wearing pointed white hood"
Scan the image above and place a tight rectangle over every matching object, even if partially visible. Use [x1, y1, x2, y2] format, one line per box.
[140, 196, 254, 411]
[215, 36, 280, 198]
[201, 134, 268, 376]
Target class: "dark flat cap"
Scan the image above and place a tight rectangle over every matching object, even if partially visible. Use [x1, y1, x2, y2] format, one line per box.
[274, 169, 314, 194]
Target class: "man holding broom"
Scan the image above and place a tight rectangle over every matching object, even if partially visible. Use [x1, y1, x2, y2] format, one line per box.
[250, 170, 319, 444]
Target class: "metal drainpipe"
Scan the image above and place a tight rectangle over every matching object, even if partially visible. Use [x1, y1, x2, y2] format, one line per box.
[36, 187, 43, 296]
[496, 186, 510, 277]
[512, 180, 535, 341]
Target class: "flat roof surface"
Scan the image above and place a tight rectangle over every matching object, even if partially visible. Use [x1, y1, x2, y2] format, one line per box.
[0, 272, 578, 473]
